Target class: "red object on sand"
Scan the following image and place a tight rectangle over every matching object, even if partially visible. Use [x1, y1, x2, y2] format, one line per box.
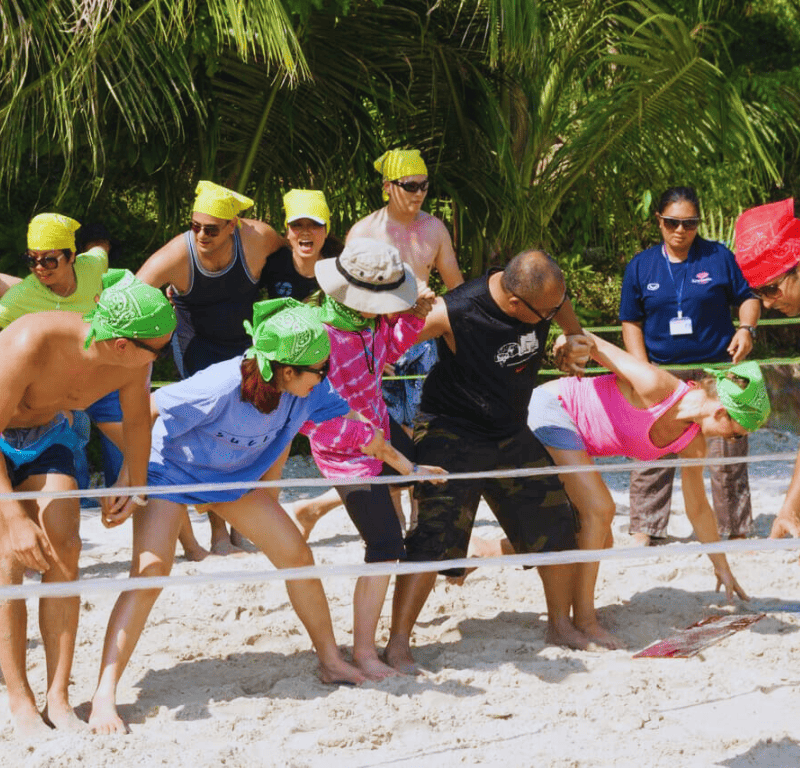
[633, 614, 765, 659]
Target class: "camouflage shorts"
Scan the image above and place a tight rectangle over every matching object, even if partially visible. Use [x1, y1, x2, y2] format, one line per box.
[405, 414, 578, 577]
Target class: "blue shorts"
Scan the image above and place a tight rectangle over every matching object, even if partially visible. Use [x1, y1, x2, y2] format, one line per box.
[85, 390, 123, 423]
[527, 380, 586, 452]
[3, 444, 75, 486]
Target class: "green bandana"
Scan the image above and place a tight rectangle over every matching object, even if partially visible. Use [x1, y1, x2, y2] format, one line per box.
[84, 269, 176, 349]
[319, 295, 376, 332]
[702, 361, 771, 432]
[243, 298, 330, 381]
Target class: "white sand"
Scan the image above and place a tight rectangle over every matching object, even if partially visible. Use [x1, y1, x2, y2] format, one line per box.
[3, 430, 800, 767]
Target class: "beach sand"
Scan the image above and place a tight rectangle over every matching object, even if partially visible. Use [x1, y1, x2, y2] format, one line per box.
[2, 429, 800, 767]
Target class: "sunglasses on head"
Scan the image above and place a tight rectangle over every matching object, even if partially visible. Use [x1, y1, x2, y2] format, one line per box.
[129, 336, 172, 360]
[190, 220, 230, 238]
[293, 359, 330, 380]
[752, 266, 797, 298]
[513, 290, 568, 323]
[22, 252, 66, 270]
[390, 179, 429, 194]
[658, 215, 700, 232]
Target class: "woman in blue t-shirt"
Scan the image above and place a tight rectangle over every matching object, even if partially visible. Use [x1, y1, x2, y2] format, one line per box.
[619, 186, 761, 544]
[88, 299, 415, 734]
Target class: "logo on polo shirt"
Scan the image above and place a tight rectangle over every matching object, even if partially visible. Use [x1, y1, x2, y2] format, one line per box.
[692, 271, 713, 285]
[647, 283, 659, 291]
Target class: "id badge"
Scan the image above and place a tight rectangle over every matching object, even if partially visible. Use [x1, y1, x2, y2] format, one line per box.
[669, 315, 693, 336]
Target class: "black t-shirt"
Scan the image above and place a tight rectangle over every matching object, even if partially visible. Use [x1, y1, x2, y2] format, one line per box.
[421, 270, 550, 440]
[259, 246, 320, 300]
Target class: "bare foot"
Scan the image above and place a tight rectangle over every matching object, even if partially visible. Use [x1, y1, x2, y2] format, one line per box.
[43, 700, 87, 732]
[317, 658, 366, 686]
[182, 544, 210, 562]
[354, 654, 402, 681]
[576, 620, 625, 650]
[631, 532, 651, 547]
[291, 501, 324, 541]
[10, 703, 54, 740]
[209, 537, 244, 556]
[545, 619, 590, 650]
[89, 694, 130, 735]
[383, 638, 421, 675]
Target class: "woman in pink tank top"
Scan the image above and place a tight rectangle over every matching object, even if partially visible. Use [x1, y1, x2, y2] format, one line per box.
[479, 333, 770, 651]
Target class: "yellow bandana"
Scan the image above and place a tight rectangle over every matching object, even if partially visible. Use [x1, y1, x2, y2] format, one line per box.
[193, 180, 254, 220]
[374, 150, 427, 201]
[283, 189, 330, 230]
[27, 213, 81, 251]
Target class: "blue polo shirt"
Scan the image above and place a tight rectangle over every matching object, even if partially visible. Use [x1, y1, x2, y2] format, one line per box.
[619, 236, 754, 364]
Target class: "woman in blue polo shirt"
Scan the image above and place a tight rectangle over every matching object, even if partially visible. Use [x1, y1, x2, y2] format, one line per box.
[619, 186, 761, 543]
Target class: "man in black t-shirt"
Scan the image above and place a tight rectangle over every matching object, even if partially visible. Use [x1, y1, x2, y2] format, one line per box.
[384, 250, 592, 673]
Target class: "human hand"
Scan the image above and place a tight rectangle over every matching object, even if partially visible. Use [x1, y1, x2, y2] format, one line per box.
[770, 507, 800, 539]
[554, 332, 591, 376]
[413, 464, 447, 484]
[100, 495, 136, 528]
[727, 329, 752, 363]
[715, 568, 749, 602]
[409, 289, 436, 320]
[383, 362, 396, 376]
[6, 515, 53, 573]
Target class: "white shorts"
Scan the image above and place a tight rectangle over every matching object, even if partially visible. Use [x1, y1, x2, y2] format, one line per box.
[527, 379, 586, 452]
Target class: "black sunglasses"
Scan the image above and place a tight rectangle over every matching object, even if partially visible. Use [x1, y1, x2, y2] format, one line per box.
[658, 215, 700, 232]
[190, 220, 230, 237]
[22, 252, 66, 270]
[752, 266, 797, 298]
[129, 336, 172, 360]
[513, 290, 568, 323]
[293, 359, 330, 380]
[390, 179, 429, 194]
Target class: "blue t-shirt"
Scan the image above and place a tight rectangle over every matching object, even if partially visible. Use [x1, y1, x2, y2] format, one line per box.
[619, 237, 754, 364]
[148, 356, 350, 504]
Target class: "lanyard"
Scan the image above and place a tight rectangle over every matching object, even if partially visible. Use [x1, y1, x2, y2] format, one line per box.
[662, 244, 688, 318]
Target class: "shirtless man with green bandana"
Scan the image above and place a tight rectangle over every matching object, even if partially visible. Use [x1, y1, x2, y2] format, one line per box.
[0, 268, 175, 739]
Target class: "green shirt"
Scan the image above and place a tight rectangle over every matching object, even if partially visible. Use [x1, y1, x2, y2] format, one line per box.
[0, 247, 108, 328]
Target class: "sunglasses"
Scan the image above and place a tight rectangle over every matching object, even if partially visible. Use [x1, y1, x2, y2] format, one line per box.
[658, 215, 700, 232]
[190, 220, 230, 238]
[129, 336, 172, 360]
[390, 179, 429, 194]
[293, 359, 330, 380]
[513, 290, 568, 323]
[752, 266, 796, 298]
[23, 252, 66, 270]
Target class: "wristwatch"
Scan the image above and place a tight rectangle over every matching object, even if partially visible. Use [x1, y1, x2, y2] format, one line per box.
[739, 325, 757, 340]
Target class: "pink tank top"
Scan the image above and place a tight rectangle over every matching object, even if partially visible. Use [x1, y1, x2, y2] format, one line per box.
[557, 374, 700, 460]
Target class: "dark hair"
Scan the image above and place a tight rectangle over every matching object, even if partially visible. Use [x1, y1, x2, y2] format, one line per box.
[657, 187, 700, 216]
[501, 248, 563, 298]
[321, 233, 345, 259]
[239, 357, 286, 414]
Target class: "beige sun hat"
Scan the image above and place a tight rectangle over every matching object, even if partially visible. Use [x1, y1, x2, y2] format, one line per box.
[314, 237, 418, 314]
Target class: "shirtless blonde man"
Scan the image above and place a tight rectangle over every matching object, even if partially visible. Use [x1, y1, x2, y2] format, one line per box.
[0, 265, 175, 738]
[293, 150, 464, 537]
[137, 180, 285, 555]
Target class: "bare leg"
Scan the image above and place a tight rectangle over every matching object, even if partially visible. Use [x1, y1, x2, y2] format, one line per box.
[352, 574, 399, 679]
[384, 571, 438, 674]
[217, 489, 365, 685]
[0, 473, 83, 738]
[291, 488, 343, 541]
[207, 509, 241, 555]
[546, 447, 623, 650]
[538, 563, 589, 650]
[90, 499, 185, 734]
[178, 510, 208, 561]
[37, 477, 85, 732]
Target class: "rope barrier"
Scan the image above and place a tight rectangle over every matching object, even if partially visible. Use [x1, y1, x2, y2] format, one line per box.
[0, 450, 796, 503]
[2, 537, 799, 602]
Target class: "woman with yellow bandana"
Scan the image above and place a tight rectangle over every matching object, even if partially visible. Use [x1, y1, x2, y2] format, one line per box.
[137, 180, 285, 556]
